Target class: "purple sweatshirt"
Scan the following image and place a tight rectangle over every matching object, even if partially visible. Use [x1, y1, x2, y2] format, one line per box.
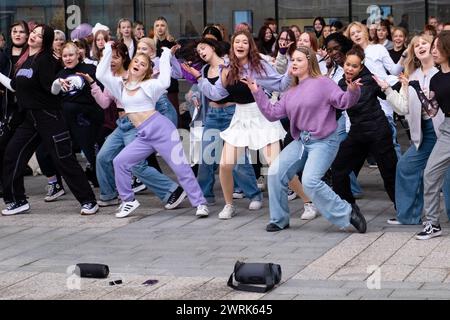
[253, 76, 361, 140]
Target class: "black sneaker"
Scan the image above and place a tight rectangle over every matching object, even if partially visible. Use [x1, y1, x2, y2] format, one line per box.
[415, 221, 442, 240]
[2, 200, 30, 216]
[349, 203, 367, 233]
[80, 201, 99, 215]
[132, 177, 147, 193]
[164, 187, 187, 210]
[266, 223, 290, 232]
[44, 182, 65, 202]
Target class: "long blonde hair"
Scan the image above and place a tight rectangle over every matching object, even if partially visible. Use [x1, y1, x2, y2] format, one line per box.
[292, 46, 322, 86]
[153, 17, 174, 43]
[403, 33, 434, 77]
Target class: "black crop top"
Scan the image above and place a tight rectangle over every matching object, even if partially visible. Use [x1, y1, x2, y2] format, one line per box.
[225, 80, 255, 104]
[204, 65, 233, 105]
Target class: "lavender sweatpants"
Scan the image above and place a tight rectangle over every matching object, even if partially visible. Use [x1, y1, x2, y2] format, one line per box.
[113, 112, 206, 206]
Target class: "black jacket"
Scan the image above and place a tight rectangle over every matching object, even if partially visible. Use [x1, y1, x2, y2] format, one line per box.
[338, 66, 390, 136]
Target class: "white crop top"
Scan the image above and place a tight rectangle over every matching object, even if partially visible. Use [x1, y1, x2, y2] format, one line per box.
[96, 43, 172, 114]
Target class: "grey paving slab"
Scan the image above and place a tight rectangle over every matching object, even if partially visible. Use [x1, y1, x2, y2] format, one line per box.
[0, 132, 449, 300]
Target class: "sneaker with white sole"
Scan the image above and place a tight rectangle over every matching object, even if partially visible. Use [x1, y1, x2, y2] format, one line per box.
[115, 199, 140, 218]
[218, 204, 236, 220]
[1, 200, 30, 216]
[415, 221, 442, 240]
[387, 218, 402, 225]
[164, 187, 187, 210]
[80, 201, 99, 215]
[98, 198, 120, 207]
[131, 177, 147, 193]
[44, 182, 65, 202]
[232, 190, 245, 199]
[287, 188, 297, 201]
[195, 204, 209, 218]
[249, 199, 262, 210]
[300, 202, 318, 220]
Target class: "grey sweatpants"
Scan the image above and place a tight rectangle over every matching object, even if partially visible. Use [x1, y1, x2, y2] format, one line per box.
[423, 118, 450, 224]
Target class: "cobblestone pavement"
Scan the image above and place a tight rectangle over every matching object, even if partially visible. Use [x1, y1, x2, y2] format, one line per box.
[0, 132, 449, 300]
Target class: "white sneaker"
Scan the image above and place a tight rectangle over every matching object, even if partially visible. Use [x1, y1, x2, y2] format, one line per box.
[300, 202, 318, 220]
[249, 200, 262, 210]
[115, 199, 140, 218]
[387, 218, 402, 225]
[218, 204, 236, 220]
[196, 204, 209, 218]
[232, 190, 245, 199]
[287, 188, 297, 201]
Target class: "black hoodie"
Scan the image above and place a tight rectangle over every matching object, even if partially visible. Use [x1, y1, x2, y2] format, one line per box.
[10, 25, 61, 111]
[338, 65, 390, 136]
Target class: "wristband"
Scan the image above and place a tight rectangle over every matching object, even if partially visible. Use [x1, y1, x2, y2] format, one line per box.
[89, 80, 95, 85]
[196, 75, 201, 80]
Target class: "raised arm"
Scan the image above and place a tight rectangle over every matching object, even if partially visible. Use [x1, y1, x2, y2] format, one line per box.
[329, 79, 361, 110]
[95, 43, 122, 101]
[255, 59, 292, 92]
[243, 78, 288, 121]
[380, 45, 403, 76]
[139, 47, 171, 100]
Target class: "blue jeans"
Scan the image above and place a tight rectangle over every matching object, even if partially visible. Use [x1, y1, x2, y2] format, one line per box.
[197, 105, 262, 204]
[396, 119, 450, 224]
[387, 115, 402, 159]
[155, 93, 178, 127]
[268, 130, 352, 229]
[96, 116, 178, 202]
[336, 114, 363, 195]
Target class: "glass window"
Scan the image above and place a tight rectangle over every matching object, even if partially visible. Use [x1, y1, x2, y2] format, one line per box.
[207, 0, 275, 40]
[136, 0, 203, 40]
[351, 1, 425, 34]
[428, 0, 450, 24]
[1, 0, 65, 36]
[279, 0, 349, 33]
[66, 0, 133, 37]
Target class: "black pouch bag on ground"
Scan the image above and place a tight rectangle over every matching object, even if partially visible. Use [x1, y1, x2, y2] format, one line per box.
[76, 263, 109, 278]
[227, 261, 281, 293]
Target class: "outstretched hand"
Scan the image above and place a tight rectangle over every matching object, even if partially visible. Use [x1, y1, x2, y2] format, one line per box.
[76, 72, 94, 84]
[346, 78, 363, 91]
[180, 62, 201, 79]
[372, 75, 389, 91]
[240, 77, 258, 93]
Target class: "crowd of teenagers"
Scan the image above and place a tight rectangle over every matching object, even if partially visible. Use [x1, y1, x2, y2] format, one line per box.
[0, 15, 449, 240]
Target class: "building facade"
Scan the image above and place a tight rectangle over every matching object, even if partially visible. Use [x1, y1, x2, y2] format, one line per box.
[1, 1, 449, 40]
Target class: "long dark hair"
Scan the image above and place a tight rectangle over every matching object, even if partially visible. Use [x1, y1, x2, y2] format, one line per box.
[273, 29, 296, 58]
[256, 25, 275, 55]
[15, 24, 54, 73]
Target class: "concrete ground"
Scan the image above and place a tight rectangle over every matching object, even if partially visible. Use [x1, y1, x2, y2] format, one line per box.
[0, 127, 449, 300]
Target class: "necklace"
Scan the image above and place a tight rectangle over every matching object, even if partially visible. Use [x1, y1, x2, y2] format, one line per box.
[124, 80, 140, 91]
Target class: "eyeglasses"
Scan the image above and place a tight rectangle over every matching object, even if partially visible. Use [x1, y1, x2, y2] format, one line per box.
[279, 37, 291, 41]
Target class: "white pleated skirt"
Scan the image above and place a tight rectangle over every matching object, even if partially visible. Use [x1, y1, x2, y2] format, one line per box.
[220, 102, 287, 150]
